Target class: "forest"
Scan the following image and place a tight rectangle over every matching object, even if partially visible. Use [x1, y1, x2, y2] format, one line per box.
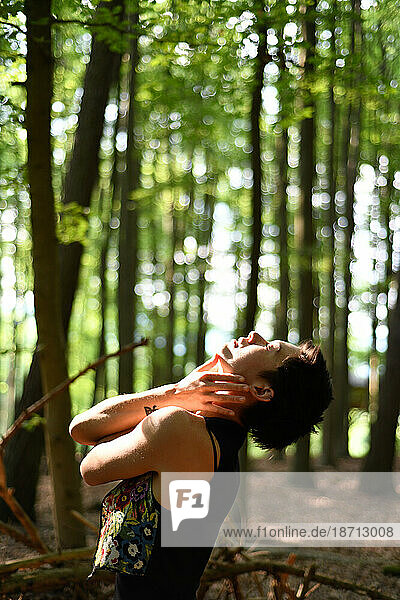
[0, 0, 399, 598]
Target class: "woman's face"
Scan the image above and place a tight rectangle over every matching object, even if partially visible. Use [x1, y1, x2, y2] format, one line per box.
[218, 331, 301, 398]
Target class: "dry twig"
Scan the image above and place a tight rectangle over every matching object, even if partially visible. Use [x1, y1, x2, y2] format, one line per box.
[296, 565, 316, 599]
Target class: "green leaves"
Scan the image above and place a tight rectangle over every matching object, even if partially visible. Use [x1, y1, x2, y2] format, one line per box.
[56, 201, 89, 245]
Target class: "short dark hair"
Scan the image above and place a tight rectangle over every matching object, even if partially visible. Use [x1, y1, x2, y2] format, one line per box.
[242, 340, 333, 451]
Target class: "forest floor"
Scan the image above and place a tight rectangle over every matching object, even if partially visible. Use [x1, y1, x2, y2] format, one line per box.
[0, 455, 399, 600]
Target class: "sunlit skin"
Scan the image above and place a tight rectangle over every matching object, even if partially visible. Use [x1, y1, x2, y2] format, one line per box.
[74, 330, 304, 491]
[218, 331, 302, 403]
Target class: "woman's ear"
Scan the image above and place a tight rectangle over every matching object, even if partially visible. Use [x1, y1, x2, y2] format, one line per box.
[250, 385, 274, 402]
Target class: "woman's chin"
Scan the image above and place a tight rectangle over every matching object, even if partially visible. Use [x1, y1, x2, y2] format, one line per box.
[214, 353, 235, 373]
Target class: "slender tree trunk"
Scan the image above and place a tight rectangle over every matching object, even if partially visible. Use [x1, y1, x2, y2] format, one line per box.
[363, 91, 397, 471]
[322, 12, 338, 466]
[368, 185, 379, 423]
[197, 255, 207, 368]
[26, 0, 85, 549]
[364, 34, 394, 464]
[363, 269, 400, 471]
[165, 190, 177, 383]
[293, 2, 316, 472]
[61, 0, 120, 330]
[0, 5, 120, 523]
[275, 34, 290, 344]
[241, 20, 267, 473]
[337, 0, 362, 457]
[94, 188, 111, 406]
[150, 215, 167, 388]
[12, 195, 26, 407]
[272, 129, 290, 463]
[275, 129, 289, 342]
[118, 17, 140, 393]
[0, 353, 44, 524]
[196, 187, 215, 367]
[245, 27, 267, 333]
[181, 190, 192, 370]
[272, 36, 290, 463]
[332, 101, 350, 455]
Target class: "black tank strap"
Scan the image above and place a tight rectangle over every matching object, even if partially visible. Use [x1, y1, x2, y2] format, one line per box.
[203, 417, 246, 473]
[205, 423, 218, 471]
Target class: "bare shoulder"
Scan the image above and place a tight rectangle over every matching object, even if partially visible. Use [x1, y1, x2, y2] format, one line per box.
[147, 405, 194, 425]
[145, 407, 214, 473]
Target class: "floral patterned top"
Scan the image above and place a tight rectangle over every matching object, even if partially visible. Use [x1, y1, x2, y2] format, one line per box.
[89, 471, 159, 577]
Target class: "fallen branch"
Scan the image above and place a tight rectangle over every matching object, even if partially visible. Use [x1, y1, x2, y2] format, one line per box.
[203, 558, 398, 600]
[70, 510, 98, 533]
[0, 546, 95, 576]
[0, 338, 148, 449]
[0, 489, 49, 554]
[0, 564, 114, 594]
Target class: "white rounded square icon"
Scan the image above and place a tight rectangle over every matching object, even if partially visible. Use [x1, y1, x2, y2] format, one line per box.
[169, 480, 210, 532]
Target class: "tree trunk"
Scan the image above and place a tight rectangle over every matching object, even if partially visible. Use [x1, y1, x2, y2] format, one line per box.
[363, 269, 400, 471]
[368, 181, 379, 424]
[181, 186, 193, 371]
[293, 2, 316, 472]
[273, 128, 289, 462]
[322, 13, 338, 466]
[150, 216, 166, 388]
[196, 252, 207, 368]
[245, 26, 267, 334]
[241, 20, 267, 473]
[196, 187, 215, 367]
[93, 188, 111, 406]
[362, 30, 398, 469]
[0, 5, 120, 524]
[337, 0, 362, 457]
[332, 101, 350, 456]
[118, 17, 140, 393]
[275, 129, 289, 342]
[25, 0, 85, 549]
[0, 354, 45, 523]
[165, 191, 177, 383]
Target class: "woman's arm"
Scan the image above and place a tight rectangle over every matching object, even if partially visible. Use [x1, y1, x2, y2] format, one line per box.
[69, 384, 176, 445]
[79, 407, 215, 486]
[70, 365, 250, 446]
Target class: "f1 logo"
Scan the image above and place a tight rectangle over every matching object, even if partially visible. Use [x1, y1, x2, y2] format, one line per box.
[169, 480, 210, 531]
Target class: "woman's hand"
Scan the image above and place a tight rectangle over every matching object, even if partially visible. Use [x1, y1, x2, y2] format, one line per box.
[172, 355, 252, 418]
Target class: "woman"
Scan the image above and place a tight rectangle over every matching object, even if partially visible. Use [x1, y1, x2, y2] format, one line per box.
[70, 331, 333, 598]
